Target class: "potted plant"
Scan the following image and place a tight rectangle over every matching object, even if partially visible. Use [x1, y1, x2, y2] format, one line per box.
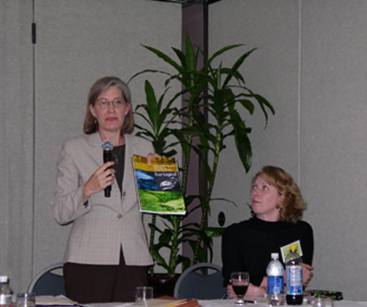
[130, 34, 275, 294]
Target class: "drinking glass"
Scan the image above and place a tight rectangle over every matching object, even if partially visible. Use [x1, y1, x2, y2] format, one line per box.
[135, 286, 153, 303]
[312, 297, 334, 307]
[230, 272, 249, 305]
[16, 293, 36, 307]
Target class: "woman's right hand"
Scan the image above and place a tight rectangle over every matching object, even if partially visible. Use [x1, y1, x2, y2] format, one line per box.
[226, 284, 237, 299]
[82, 161, 115, 202]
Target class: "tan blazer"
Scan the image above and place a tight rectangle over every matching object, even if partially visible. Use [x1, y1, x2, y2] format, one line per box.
[53, 133, 154, 266]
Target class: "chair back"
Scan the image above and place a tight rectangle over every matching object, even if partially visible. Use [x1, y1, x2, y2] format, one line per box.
[174, 262, 226, 299]
[27, 262, 65, 296]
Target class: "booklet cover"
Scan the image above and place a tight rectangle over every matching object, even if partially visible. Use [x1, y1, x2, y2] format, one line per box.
[280, 240, 303, 263]
[132, 155, 186, 215]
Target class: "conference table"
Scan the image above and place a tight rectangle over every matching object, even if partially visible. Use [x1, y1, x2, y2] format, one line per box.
[90, 299, 367, 307]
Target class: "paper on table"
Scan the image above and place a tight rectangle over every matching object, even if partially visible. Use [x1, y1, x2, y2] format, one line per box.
[131, 298, 199, 307]
[36, 295, 78, 305]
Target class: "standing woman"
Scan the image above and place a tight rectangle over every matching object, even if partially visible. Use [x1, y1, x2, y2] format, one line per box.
[222, 165, 314, 299]
[53, 76, 153, 303]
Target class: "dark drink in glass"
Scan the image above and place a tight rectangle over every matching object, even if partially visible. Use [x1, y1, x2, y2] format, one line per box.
[230, 272, 249, 305]
[233, 285, 248, 297]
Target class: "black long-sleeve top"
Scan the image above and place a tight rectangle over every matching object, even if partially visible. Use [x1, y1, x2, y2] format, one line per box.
[221, 217, 314, 286]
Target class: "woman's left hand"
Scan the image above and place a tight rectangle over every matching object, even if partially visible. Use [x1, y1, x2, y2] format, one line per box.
[246, 283, 266, 298]
[302, 263, 314, 287]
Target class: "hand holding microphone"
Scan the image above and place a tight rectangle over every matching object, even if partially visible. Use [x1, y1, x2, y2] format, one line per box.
[82, 141, 114, 201]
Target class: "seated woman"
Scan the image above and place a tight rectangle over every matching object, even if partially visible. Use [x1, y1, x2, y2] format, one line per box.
[222, 165, 314, 298]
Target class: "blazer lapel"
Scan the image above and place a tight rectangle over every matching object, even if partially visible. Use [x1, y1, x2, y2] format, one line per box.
[85, 133, 104, 165]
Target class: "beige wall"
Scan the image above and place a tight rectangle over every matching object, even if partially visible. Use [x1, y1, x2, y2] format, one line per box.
[0, 0, 34, 292]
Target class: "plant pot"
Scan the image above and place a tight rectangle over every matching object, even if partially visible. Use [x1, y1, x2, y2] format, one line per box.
[147, 273, 180, 298]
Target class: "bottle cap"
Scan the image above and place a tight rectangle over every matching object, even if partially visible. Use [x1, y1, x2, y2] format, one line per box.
[0, 276, 8, 283]
[271, 252, 279, 260]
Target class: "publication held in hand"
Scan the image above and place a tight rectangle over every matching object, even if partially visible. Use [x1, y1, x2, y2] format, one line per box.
[132, 155, 186, 215]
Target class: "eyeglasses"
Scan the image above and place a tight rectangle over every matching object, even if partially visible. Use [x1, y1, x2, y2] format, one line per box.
[95, 98, 127, 110]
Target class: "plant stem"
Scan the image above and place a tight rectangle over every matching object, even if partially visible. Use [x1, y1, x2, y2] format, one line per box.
[168, 216, 180, 276]
[148, 214, 157, 274]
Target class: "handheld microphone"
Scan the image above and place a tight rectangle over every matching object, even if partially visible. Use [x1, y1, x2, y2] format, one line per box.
[102, 141, 114, 198]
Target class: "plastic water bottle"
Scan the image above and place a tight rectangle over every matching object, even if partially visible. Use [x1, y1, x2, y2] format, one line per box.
[0, 276, 13, 307]
[286, 249, 303, 305]
[266, 253, 284, 305]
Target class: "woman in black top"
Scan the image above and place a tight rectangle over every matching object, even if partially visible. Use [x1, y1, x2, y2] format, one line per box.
[222, 165, 314, 298]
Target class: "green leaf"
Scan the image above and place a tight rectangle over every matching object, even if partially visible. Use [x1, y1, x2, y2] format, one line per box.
[176, 255, 191, 271]
[128, 68, 172, 83]
[144, 80, 159, 129]
[254, 93, 275, 125]
[223, 48, 257, 88]
[238, 99, 255, 115]
[172, 47, 186, 67]
[204, 227, 225, 238]
[150, 246, 169, 271]
[149, 223, 163, 234]
[159, 229, 173, 245]
[230, 110, 252, 172]
[142, 44, 183, 73]
[208, 44, 243, 64]
[184, 34, 195, 74]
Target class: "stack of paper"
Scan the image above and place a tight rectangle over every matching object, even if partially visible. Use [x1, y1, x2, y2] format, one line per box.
[36, 295, 78, 306]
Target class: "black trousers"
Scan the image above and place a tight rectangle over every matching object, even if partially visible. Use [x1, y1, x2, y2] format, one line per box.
[63, 249, 148, 303]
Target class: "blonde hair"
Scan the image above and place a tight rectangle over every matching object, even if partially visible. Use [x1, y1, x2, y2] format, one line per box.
[252, 165, 306, 223]
[83, 76, 134, 135]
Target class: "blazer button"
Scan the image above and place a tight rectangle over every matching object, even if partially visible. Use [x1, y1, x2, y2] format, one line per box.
[117, 213, 122, 219]
[122, 191, 126, 197]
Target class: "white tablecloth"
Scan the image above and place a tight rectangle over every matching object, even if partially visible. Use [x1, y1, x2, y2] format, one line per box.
[198, 300, 367, 307]
[89, 299, 367, 307]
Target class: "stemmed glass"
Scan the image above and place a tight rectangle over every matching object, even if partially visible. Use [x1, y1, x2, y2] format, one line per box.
[230, 272, 249, 305]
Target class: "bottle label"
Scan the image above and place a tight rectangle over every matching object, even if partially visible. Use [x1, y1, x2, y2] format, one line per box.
[267, 276, 284, 295]
[286, 265, 303, 295]
[0, 294, 12, 305]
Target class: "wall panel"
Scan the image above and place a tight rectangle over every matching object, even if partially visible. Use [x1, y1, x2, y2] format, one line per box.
[301, 0, 367, 299]
[0, 0, 34, 292]
[208, 0, 300, 267]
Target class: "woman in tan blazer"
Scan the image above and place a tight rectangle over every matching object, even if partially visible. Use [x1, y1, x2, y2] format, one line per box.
[53, 76, 153, 303]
